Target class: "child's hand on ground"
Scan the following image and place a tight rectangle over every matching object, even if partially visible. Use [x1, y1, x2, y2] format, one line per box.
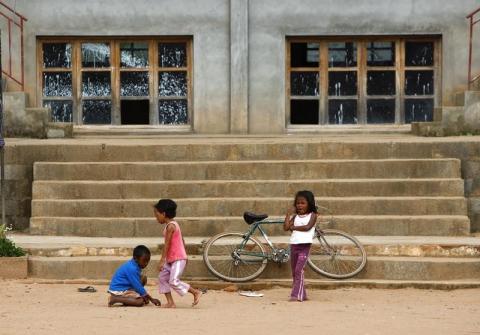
[151, 298, 161, 306]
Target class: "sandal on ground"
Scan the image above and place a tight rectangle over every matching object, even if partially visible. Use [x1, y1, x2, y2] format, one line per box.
[239, 291, 264, 297]
[77, 286, 97, 293]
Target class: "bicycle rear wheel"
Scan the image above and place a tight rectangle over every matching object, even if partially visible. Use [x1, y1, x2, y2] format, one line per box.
[203, 232, 267, 282]
[307, 229, 367, 279]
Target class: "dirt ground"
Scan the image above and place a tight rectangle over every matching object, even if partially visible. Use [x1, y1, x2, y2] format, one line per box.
[0, 281, 479, 335]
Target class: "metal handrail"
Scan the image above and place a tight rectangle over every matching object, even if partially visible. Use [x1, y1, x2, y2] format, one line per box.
[467, 7, 480, 90]
[0, 0, 27, 90]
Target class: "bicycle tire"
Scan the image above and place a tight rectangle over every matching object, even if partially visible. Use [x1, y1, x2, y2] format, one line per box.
[203, 232, 268, 282]
[307, 229, 367, 279]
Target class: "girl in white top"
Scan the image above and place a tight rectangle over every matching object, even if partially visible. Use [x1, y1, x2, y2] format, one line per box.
[283, 190, 318, 302]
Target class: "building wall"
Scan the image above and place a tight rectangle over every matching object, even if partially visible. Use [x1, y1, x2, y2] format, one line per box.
[8, 0, 231, 134]
[248, 0, 480, 133]
[1, 0, 480, 134]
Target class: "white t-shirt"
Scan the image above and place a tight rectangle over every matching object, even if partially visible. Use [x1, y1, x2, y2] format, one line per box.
[289, 212, 315, 244]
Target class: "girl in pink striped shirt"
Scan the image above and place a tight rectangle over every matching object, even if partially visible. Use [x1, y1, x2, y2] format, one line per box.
[154, 199, 202, 308]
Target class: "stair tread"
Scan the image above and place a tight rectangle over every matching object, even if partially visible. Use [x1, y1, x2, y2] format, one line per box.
[26, 255, 480, 262]
[34, 158, 461, 164]
[11, 234, 480, 248]
[32, 178, 464, 183]
[31, 196, 467, 201]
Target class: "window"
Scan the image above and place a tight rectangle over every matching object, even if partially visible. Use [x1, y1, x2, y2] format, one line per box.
[38, 38, 192, 126]
[287, 37, 440, 126]
[42, 43, 73, 122]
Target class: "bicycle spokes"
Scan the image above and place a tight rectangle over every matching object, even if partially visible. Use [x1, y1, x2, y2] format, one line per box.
[203, 233, 268, 282]
[308, 229, 367, 279]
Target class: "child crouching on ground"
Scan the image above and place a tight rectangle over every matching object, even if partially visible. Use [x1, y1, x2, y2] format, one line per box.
[108, 245, 161, 307]
[154, 199, 202, 308]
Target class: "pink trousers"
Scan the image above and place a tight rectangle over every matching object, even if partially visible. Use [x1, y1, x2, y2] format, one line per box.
[158, 259, 190, 296]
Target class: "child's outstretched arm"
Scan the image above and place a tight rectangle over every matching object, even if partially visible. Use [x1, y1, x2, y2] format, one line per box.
[125, 268, 161, 306]
[291, 213, 318, 232]
[159, 222, 176, 271]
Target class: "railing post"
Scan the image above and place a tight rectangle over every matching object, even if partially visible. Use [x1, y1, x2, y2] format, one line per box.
[0, 29, 5, 229]
[7, 18, 11, 78]
[20, 18, 24, 90]
[468, 16, 474, 90]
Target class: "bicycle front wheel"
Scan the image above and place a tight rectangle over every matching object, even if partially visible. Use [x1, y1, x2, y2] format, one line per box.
[203, 232, 268, 282]
[308, 229, 367, 279]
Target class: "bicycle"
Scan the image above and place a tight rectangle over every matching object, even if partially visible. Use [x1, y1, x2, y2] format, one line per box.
[203, 206, 367, 282]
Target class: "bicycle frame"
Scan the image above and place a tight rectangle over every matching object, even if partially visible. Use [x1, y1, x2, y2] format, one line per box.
[236, 219, 285, 261]
[237, 217, 335, 261]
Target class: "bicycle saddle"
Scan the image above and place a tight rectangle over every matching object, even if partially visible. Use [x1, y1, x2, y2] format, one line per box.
[243, 212, 268, 225]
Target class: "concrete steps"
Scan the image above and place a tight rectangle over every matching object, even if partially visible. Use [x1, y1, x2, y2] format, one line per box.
[29, 155, 470, 238]
[12, 235, 480, 281]
[31, 197, 467, 217]
[29, 215, 470, 237]
[11, 235, 480, 258]
[33, 159, 461, 180]
[25, 139, 474, 282]
[26, 255, 480, 281]
[32, 179, 464, 198]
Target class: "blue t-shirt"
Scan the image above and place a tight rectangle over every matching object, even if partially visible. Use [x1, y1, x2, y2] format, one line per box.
[109, 259, 146, 296]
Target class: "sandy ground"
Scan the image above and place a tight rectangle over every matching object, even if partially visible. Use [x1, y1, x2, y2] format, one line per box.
[0, 281, 479, 335]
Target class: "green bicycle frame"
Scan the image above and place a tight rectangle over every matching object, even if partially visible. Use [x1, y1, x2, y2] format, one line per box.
[236, 218, 286, 261]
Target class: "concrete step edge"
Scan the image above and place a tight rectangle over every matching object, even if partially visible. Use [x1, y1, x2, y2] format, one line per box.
[26, 255, 480, 262]
[32, 178, 465, 184]
[33, 158, 462, 165]
[29, 214, 471, 220]
[30, 196, 468, 201]
[18, 278, 480, 290]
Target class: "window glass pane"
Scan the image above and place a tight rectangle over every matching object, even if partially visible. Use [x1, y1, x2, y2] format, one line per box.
[329, 42, 357, 67]
[43, 43, 71, 68]
[405, 70, 434, 95]
[290, 72, 319, 96]
[120, 42, 149, 67]
[81, 43, 110, 67]
[43, 100, 73, 122]
[367, 42, 395, 66]
[367, 99, 395, 124]
[290, 43, 319, 68]
[158, 99, 188, 124]
[159, 43, 187, 68]
[82, 100, 111, 124]
[328, 100, 357, 124]
[328, 71, 357, 96]
[290, 100, 319, 124]
[82, 72, 111, 97]
[405, 41, 434, 66]
[159, 71, 188, 96]
[120, 72, 149, 96]
[43, 72, 72, 97]
[405, 99, 434, 123]
[367, 71, 396, 95]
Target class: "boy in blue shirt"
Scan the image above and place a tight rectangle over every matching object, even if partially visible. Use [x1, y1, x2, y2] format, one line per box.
[108, 245, 161, 307]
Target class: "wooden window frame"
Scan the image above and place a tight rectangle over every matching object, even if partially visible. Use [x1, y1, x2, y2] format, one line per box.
[286, 36, 442, 128]
[37, 36, 193, 128]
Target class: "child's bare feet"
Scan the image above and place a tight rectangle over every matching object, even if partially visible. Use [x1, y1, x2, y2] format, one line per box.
[192, 289, 202, 306]
[162, 303, 176, 308]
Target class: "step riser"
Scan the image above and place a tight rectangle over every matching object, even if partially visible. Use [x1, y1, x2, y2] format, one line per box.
[23, 244, 480, 258]
[31, 198, 468, 217]
[33, 160, 461, 180]
[29, 217, 471, 237]
[28, 257, 480, 281]
[32, 180, 465, 199]
[12, 142, 475, 162]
